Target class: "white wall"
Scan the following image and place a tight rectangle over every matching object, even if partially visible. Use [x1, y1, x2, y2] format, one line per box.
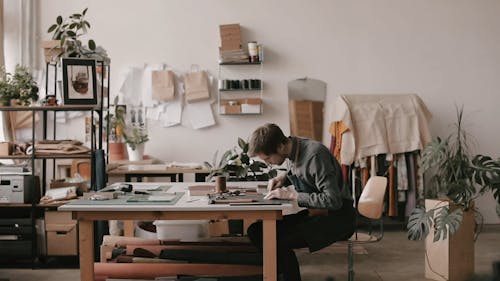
[38, 0, 500, 223]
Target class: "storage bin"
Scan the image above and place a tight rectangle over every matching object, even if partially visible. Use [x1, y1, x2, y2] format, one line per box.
[153, 220, 209, 241]
[46, 223, 78, 255]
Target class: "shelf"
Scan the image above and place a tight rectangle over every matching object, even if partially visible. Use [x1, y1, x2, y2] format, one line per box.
[219, 88, 262, 92]
[219, 61, 262, 65]
[0, 105, 101, 112]
[0, 154, 91, 160]
[35, 154, 92, 159]
[0, 155, 31, 159]
[0, 203, 34, 208]
[219, 112, 262, 116]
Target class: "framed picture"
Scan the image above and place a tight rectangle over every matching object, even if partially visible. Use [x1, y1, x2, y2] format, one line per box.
[62, 58, 97, 105]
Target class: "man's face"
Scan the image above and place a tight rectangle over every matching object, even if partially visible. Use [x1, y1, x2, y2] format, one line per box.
[257, 152, 286, 166]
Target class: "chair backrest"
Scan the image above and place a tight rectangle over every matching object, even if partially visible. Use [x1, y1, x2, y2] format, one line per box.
[357, 176, 387, 219]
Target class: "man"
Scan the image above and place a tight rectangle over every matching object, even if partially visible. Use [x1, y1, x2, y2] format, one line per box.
[247, 123, 355, 281]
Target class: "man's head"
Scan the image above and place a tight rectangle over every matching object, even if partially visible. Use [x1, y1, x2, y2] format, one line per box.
[249, 123, 289, 166]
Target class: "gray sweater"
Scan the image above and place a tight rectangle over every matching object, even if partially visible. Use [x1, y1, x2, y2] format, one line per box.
[285, 137, 349, 210]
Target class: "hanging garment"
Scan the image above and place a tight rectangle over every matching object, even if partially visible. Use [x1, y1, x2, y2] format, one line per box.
[405, 152, 417, 216]
[388, 159, 397, 217]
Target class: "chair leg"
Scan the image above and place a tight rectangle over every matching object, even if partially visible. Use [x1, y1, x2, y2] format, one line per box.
[347, 241, 354, 281]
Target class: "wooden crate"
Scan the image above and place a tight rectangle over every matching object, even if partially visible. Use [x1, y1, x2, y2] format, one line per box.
[289, 100, 324, 141]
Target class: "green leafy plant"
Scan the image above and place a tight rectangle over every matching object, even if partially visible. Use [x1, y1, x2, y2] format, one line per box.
[407, 106, 500, 242]
[122, 126, 148, 151]
[204, 137, 279, 181]
[47, 8, 109, 63]
[0, 65, 39, 106]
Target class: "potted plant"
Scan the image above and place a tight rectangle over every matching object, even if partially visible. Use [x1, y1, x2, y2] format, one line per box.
[122, 125, 149, 161]
[407, 106, 500, 281]
[43, 8, 110, 64]
[0, 65, 39, 106]
[204, 137, 279, 182]
[107, 97, 127, 160]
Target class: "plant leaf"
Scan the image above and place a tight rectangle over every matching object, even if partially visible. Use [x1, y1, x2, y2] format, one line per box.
[47, 24, 57, 33]
[407, 207, 434, 241]
[56, 16, 63, 25]
[88, 39, 96, 51]
[238, 137, 246, 150]
[433, 207, 463, 242]
[82, 8, 88, 15]
[66, 30, 76, 37]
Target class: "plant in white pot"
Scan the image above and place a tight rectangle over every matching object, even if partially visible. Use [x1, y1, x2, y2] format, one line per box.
[407, 106, 500, 281]
[122, 126, 149, 161]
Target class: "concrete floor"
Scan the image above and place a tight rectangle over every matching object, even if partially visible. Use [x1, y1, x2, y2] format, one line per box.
[0, 226, 498, 281]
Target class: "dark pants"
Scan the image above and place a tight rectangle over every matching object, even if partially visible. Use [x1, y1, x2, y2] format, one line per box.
[247, 200, 355, 281]
[247, 210, 309, 281]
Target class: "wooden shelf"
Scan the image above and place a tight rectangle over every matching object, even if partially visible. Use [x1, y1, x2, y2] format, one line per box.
[0, 105, 101, 111]
[0, 155, 31, 159]
[219, 61, 262, 65]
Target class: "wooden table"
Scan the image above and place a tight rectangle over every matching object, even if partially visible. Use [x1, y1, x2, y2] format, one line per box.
[107, 164, 210, 182]
[59, 182, 289, 281]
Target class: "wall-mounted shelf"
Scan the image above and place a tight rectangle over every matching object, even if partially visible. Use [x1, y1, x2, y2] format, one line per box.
[217, 59, 264, 115]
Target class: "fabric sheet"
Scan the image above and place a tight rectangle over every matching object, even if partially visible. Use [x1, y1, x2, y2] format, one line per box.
[332, 94, 432, 165]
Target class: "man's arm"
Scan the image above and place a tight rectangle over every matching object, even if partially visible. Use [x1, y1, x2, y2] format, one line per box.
[296, 153, 344, 210]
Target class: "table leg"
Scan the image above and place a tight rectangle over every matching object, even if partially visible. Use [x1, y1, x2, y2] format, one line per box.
[79, 220, 95, 281]
[262, 219, 277, 281]
[124, 220, 134, 237]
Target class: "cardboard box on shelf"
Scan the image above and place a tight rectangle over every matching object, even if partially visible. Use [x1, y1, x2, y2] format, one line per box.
[223, 104, 241, 114]
[0, 142, 12, 155]
[46, 223, 78, 255]
[45, 211, 78, 255]
[220, 23, 242, 51]
[45, 211, 75, 225]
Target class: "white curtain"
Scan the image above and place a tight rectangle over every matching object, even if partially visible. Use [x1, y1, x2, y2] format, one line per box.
[0, 0, 12, 143]
[3, 0, 38, 69]
[0, 0, 39, 142]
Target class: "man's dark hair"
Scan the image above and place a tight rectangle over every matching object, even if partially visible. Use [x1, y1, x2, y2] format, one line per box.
[248, 123, 288, 156]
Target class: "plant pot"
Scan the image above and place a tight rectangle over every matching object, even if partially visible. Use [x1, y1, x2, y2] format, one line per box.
[126, 143, 145, 161]
[109, 142, 126, 161]
[41, 40, 63, 63]
[424, 199, 475, 281]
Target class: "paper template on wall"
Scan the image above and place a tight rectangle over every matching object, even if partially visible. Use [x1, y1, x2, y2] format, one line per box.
[160, 80, 184, 127]
[184, 100, 215, 129]
[119, 67, 144, 106]
[146, 105, 163, 121]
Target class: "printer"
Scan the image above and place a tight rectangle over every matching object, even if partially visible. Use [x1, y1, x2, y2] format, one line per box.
[0, 175, 40, 204]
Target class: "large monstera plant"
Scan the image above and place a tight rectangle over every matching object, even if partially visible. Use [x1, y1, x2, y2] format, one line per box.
[407, 106, 500, 242]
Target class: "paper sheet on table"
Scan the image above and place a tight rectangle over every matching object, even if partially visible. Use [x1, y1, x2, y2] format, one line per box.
[184, 100, 215, 129]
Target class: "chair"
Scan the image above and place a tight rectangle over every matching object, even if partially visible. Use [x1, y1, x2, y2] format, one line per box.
[345, 176, 388, 281]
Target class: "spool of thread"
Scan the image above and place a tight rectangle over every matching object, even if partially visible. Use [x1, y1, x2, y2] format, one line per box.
[215, 176, 227, 193]
[248, 41, 258, 57]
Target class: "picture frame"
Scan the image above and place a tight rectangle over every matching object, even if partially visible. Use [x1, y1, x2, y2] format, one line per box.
[62, 58, 98, 105]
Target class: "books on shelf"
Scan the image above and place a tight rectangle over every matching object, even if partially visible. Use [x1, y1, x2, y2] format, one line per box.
[218, 48, 249, 63]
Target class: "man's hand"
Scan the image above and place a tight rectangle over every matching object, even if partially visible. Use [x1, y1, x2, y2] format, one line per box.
[264, 187, 298, 201]
[267, 174, 286, 192]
